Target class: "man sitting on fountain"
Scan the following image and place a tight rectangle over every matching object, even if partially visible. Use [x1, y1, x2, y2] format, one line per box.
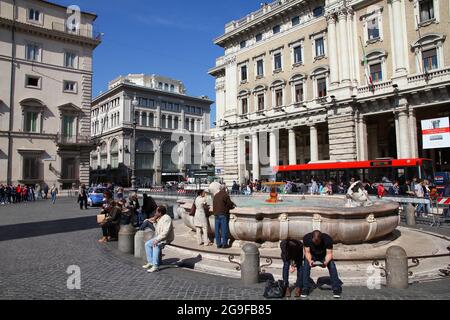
[280, 239, 303, 298]
[301, 230, 343, 299]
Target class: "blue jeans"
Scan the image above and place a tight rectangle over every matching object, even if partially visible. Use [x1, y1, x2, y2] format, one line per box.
[302, 258, 342, 291]
[144, 238, 164, 267]
[51, 192, 56, 203]
[282, 258, 303, 289]
[214, 214, 229, 247]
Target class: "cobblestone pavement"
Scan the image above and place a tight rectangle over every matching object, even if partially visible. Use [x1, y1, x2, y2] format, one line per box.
[0, 198, 449, 300]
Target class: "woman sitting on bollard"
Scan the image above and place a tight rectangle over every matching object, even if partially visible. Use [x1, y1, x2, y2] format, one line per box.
[142, 206, 174, 273]
[98, 201, 122, 243]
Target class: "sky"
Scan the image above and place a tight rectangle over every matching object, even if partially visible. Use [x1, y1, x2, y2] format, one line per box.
[53, 0, 265, 124]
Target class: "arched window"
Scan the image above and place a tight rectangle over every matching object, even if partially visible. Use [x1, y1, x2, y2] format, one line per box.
[310, 66, 329, 99]
[110, 139, 119, 169]
[136, 138, 154, 170]
[99, 142, 107, 169]
[411, 33, 445, 73]
[162, 141, 179, 171]
[289, 74, 307, 104]
[253, 85, 267, 112]
[270, 79, 286, 108]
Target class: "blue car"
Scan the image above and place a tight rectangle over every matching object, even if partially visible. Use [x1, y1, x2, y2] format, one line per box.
[87, 187, 106, 207]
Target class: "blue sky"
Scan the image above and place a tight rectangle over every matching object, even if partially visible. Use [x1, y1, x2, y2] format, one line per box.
[54, 0, 264, 124]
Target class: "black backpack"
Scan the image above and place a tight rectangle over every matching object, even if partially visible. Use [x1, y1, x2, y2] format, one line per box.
[263, 280, 285, 299]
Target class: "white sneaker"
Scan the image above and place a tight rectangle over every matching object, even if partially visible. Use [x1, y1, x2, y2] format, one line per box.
[147, 266, 159, 273]
[142, 263, 152, 269]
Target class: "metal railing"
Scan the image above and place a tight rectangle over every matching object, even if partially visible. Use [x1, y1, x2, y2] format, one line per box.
[51, 22, 102, 41]
[56, 134, 92, 145]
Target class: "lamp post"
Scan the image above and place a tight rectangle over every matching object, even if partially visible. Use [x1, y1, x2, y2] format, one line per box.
[130, 95, 138, 192]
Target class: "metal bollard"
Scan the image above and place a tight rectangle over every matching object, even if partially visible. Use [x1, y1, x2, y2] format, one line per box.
[134, 230, 145, 258]
[405, 204, 416, 226]
[385, 246, 409, 289]
[240, 243, 260, 285]
[141, 228, 155, 264]
[118, 224, 136, 254]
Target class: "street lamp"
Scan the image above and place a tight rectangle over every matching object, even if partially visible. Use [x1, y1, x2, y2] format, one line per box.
[130, 95, 139, 192]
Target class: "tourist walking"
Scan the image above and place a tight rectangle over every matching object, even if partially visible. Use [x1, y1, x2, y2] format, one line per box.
[301, 230, 343, 299]
[194, 190, 212, 246]
[78, 184, 88, 210]
[43, 184, 49, 199]
[212, 184, 236, 249]
[50, 184, 58, 204]
[143, 206, 174, 273]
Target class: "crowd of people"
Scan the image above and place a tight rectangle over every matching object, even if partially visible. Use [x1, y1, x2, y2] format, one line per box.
[0, 183, 59, 205]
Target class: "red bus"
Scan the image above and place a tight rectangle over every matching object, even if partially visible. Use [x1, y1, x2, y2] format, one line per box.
[274, 158, 434, 184]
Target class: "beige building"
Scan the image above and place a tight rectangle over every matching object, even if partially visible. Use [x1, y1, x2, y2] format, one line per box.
[90, 74, 213, 187]
[209, 0, 450, 185]
[0, 0, 101, 188]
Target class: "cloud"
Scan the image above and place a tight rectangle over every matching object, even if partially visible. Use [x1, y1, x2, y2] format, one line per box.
[133, 13, 210, 32]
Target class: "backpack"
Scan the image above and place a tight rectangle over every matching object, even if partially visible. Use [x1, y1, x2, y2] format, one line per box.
[263, 280, 285, 299]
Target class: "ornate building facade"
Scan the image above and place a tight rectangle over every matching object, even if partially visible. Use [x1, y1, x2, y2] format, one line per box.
[90, 74, 213, 187]
[0, 0, 101, 188]
[209, 0, 450, 185]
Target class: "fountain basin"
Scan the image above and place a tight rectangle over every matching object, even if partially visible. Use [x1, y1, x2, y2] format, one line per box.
[177, 195, 400, 245]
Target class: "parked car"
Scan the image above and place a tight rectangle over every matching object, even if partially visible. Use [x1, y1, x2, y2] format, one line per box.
[87, 187, 106, 207]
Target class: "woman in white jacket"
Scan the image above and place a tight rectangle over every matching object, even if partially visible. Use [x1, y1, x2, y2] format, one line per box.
[194, 190, 212, 246]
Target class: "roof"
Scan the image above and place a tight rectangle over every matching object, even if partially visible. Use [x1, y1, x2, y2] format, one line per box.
[38, 0, 98, 20]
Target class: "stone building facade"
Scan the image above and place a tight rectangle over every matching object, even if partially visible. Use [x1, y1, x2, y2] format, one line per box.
[90, 74, 213, 187]
[209, 0, 450, 185]
[0, 0, 101, 188]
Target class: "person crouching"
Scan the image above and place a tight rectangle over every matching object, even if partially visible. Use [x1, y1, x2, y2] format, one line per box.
[142, 206, 174, 273]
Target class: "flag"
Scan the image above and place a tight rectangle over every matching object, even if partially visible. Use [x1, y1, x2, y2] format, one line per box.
[360, 37, 374, 91]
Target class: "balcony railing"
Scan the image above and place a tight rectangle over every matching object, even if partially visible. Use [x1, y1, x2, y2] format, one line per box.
[357, 80, 393, 95]
[51, 22, 102, 41]
[56, 134, 92, 145]
[407, 68, 450, 84]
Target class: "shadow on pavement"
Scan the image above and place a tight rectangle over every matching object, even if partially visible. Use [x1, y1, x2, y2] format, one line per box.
[0, 216, 98, 242]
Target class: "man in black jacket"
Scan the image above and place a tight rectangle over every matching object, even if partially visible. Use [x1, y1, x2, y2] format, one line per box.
[280, 239, 303, 297]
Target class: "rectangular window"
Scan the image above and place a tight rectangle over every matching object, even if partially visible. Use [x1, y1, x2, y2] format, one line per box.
[368, 18, 380, 40]
[28, 8, 40, 22]
[293, 46, 302, 64]
[25, 111, 38, 132]
[240, 40, 247, 49]
[23, 158, 39, 180]
[422, 48, 438, 72]
[292, 16, 300, 26]
[273, 25, 280, 35]
[64, 52, 76, 68]
[370, 63, 383, 83]
[315, 37, 325, 57]
[256, 59, 264, 76]
[295, 84, 304, 102]
[313, 6, 324, 17]
[26, 44, 40, 61]
[26, 75, 40, 88]
[62, 115, 75, 137]
[256, 33, 263, 42]
[317, 78, 327, 98]
[241, 98, 248, 114]
[62, 158, 76, 179]
[419, 0, 434, 22]
[274, 53, 282, 71]
[63, 81, 76, 93]
[275, 89, 283, 107]
[257, 94, 265, 111]
[241, 65, 247, 82]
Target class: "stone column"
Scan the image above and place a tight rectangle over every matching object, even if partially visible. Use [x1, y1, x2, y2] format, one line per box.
[181, 109, 185, 131]
[397, 109, 411, 159]
[309, 125, 319, 162]
[391, 0, 406, 74]
[358, 115, 368, 161]
[237, 135, 247, 184]
[288, 128, 297, 165]
[338, 10, 350, 83]
[156, 105, 161, 129]
[154, 138, 162, 185]
[269, 130, 279, 169]
[326, 14, 339, 86]
[251, 133, 260, 181]
[408, 108, 418, 158]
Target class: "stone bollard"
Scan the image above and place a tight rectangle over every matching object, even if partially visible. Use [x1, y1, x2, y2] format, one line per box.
[405, 204, 416, 226]
[385, 246, 409, 289]
[118, 224, 136, 254]
[240, 243, 260, 285]
[134, 230, 145, 258]
[141, 228, 155, 264]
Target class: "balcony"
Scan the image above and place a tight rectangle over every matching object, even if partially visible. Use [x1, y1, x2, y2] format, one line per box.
[56, 134, 94, 148]
[51, 22, 102, 41]
[407, 68, 450, 85]
[357, 80, 393, 96]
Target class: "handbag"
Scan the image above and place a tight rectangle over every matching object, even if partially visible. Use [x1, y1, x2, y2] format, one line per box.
[263, 280, 285, 299]
[96, 214, 106, 224]
[189, 203, 196, 216]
